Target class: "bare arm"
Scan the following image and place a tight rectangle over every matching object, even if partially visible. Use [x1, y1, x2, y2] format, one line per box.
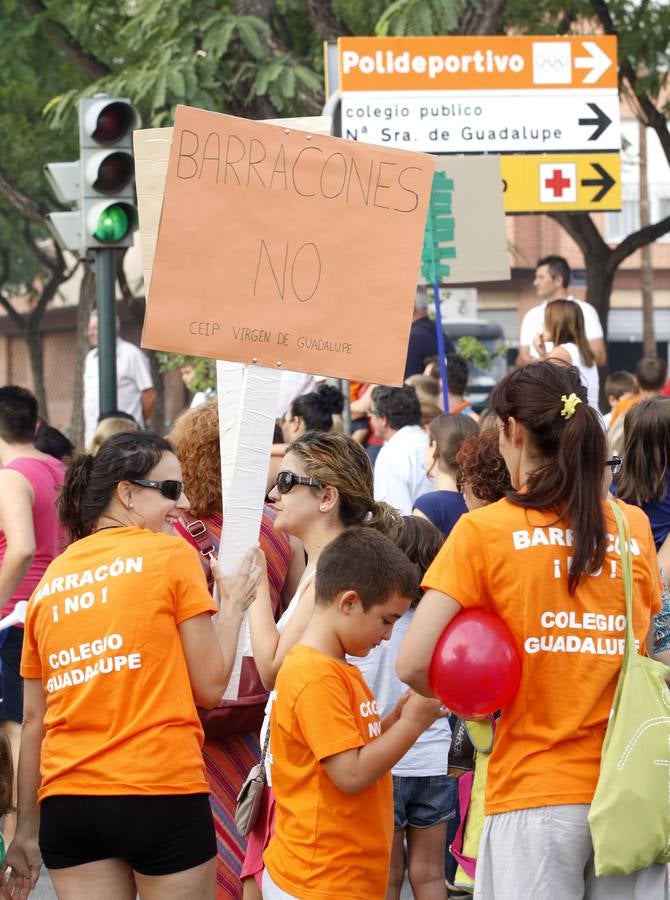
[590, 337, 607, 368]
[0, 471, 36, 613]
[141, 387, 157, 422]
[179, 547, 261, 707]
[4, 679, 46, 892]
[350, 384, 376, 417]
[249, 569, 315, 689]
[396, 588, 462, 696]
[412, 507, 429, 522]
[515, 345, 534, 367]
[321, 694, 445, 793]
[656, 532, 670, 581]
[546, 345, 572, 365]
[281, 536, 306, 607]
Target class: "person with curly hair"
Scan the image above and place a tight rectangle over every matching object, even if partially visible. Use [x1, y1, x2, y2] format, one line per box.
[169, 401, 303, 900]
[456, 429, 513, 511]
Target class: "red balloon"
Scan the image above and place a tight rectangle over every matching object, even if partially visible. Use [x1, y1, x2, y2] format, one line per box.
[429, 609, 521, 718]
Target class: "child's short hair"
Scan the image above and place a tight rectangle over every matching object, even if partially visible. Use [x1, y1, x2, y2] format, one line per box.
[315, 527, 419, 611]
[604, 370, 637, 400]
[636, 357, 667, 392]
[392, 516, 444, 608]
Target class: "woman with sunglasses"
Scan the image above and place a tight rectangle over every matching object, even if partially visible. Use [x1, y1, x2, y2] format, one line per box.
[397, 362, 666, 899]
[240, 431, 400, 899]
[5, 432, 260, 900]
[169, 400, 303, 900]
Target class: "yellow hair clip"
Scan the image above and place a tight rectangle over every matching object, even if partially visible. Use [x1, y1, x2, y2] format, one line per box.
[560, 393, 582, 420]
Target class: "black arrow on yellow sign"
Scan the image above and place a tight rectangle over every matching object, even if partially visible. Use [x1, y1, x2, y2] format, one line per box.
[578, 103, 612, 141]
[581, 163, 616, 202]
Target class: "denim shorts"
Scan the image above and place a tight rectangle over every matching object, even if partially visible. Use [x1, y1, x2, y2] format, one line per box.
[393, 773, 457, 830]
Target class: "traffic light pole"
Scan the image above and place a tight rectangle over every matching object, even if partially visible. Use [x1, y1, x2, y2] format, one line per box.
[94, 248, 118, 417]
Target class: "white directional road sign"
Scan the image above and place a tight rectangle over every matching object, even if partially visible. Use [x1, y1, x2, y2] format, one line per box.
[341, 91, 618, 154]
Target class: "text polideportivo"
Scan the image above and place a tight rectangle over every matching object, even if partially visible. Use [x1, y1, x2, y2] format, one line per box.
[342, 49, 525, 80]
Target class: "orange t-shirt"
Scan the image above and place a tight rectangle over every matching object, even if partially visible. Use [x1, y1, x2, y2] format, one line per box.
[608, 393, 641, 427]
[21, 526, 216, 801]
[422, 498, 661, 816]
[264, 645, 393, 900]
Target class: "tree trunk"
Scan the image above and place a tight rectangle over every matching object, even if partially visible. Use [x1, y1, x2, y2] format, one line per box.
[583, 253, 615, 337]
[639, 122, 655, 356]
[70, 264, 96, 450]
[25, 322, 47, 419]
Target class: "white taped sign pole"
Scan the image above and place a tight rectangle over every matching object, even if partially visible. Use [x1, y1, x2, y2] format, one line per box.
[217, 363, 282, 700]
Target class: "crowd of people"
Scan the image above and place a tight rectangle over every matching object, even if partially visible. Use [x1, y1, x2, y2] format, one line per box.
[0, 257, 669, 900]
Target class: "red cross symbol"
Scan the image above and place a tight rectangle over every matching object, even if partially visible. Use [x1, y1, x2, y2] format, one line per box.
[545, 169, 572, 197]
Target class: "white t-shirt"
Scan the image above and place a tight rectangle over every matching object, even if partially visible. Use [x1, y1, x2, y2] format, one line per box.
[83, 337, 154, 446]
[519, 297, 604, 359]
[350, 609, 451, 776]
[560, 342, 600, 410]
[373, 425, 434, 515]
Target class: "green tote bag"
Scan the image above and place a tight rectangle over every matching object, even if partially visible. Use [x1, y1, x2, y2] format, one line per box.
[588, 499, 670, 876]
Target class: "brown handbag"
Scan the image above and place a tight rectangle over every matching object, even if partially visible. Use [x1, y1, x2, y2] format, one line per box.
[179, 512, 269, 738]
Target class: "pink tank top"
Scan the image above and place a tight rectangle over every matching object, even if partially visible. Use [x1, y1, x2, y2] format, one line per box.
[0, 456, 66, 620]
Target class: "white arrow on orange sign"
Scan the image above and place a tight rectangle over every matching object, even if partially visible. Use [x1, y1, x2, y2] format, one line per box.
[575, 41, 613, 85]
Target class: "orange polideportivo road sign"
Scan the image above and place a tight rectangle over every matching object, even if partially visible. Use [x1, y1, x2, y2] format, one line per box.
[337, 36, 617, 93]
[334, 35, 621, 213]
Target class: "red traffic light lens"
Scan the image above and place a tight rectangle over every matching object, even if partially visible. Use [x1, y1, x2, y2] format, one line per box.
[93, 102, 135, 144]
[93, 152, 134, 193]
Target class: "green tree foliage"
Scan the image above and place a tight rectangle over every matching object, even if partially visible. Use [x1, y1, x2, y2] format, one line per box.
[1, 0, 668, 414]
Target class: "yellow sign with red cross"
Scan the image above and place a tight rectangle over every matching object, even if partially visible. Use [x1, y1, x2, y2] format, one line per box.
[500, 153, 621, 212]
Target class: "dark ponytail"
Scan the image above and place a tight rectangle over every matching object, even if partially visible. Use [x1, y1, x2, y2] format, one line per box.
[491, 362, 607, 593]
[291, 383, 344, 433]
[59, 431, 173, 542]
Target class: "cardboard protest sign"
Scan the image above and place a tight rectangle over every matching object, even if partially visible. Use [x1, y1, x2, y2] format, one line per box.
[141, 105, 435, 386]
[421, 155, 509, 285]
[133, 117, 333, 296]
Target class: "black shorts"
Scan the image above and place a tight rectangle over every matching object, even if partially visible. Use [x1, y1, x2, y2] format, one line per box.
[0, 626, 24, 724]
[39, 794, 216, 875]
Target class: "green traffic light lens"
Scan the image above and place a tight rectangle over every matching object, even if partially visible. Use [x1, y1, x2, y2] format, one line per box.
[94, 205, 129, 242]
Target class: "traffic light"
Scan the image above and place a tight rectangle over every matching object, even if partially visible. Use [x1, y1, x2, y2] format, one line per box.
[79, 97, 140, 249]
[43, 160, 82, 252]
[44, 97, 140, 254]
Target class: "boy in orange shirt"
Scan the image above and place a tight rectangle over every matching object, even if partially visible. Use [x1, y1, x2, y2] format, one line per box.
[263, 527, 444, 900]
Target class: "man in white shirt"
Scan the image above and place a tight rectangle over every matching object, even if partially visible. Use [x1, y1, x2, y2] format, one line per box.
[83, 312, 156, 447]
[371, 385, 434, 515]
[516, 255, 606, 367]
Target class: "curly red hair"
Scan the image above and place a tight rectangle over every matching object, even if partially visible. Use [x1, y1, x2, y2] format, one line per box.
[456, 429, 512, 504]
[169, 400, 223, 518]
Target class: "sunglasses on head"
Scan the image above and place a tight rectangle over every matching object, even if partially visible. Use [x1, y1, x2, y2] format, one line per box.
[606, 456, 622, 477]
[274, 471, 322, 494]
[129, 478, 184, 500]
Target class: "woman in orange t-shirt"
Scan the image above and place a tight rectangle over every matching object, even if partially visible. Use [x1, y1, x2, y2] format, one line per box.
[4, 432, 260, 900]
[397, 361, 667, 899]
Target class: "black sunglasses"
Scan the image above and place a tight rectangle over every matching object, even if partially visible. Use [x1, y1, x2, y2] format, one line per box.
[606, 456, 622, 477]
[129, 478, 184, 500]
[274, 471, 322, 494]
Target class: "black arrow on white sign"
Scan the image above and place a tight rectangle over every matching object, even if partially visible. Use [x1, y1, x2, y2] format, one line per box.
[578, 103, 612, 141]
[581, 163, 616, 202]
